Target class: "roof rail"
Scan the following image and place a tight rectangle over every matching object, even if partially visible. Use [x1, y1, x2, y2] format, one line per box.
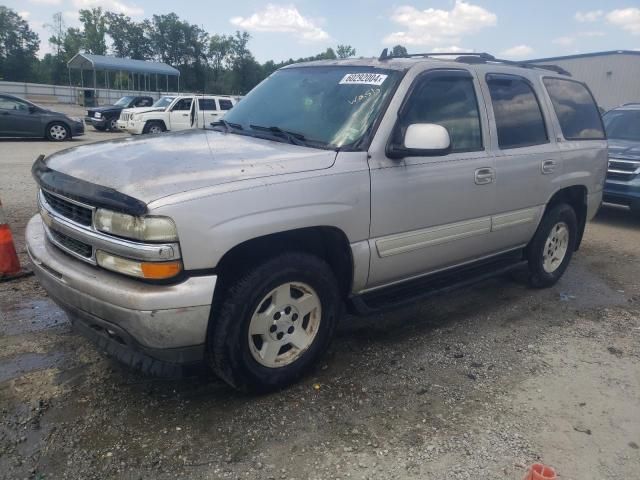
[621, 102, 640, 106]
[377, 49, 571, 76]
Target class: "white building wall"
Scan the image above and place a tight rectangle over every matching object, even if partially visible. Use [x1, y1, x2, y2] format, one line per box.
[529, 52, 640, 111]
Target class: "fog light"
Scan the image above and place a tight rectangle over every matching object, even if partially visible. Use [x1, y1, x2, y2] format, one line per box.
[96, 251, 182, 280]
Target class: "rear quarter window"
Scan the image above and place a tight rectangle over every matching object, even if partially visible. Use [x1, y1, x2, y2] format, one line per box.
[543, 78, 605, 140]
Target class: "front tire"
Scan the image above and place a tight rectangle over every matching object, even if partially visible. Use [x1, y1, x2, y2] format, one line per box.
[46, 122, 70, 141]
[143, 121, 165, 134]
[207, 253, 340, 392]
[107, 117, 119, 131]
[527, 203, 577, 288]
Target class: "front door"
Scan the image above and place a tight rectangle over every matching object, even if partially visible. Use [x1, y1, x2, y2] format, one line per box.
[169, 97, 194, 131]
[0, 96, 42, 137]
[367, 69, 496, 288]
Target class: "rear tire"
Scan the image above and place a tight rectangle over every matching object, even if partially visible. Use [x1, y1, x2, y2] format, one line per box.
[46, 122, 70, 141]
[630, 203, 640, 218]
[143, 121, 165, 135]
[527, 203, 577, 288]
[207, 253, 340, 392]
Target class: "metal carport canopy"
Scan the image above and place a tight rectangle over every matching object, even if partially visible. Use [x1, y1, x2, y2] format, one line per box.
[67, 53, 180, 77]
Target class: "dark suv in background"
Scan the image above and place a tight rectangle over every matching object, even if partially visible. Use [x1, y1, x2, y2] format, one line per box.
[602, 103, 640, 216]
[85, 95, 154, 131]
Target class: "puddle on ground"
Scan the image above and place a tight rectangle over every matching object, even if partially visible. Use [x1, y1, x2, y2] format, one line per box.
[0, 351, 66, 383]
[0, 299, 68, 336]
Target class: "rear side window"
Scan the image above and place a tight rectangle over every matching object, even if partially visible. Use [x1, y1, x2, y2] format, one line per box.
[199, 99, 217, 111]
[486, 74, 548, 149]
[219, 99, 233, 110]
[543, 78, 605, 140]
[399, 71, 483, 152]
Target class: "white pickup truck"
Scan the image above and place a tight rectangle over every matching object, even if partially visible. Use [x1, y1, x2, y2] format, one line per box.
[118, 95, 237, 135]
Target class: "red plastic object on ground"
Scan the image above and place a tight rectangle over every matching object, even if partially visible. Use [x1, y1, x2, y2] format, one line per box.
[0, 198, 30, 281]
[522, 463, 557, 480]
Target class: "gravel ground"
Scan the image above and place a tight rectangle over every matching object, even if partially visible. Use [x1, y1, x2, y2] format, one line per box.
[1, 112, 639, 479]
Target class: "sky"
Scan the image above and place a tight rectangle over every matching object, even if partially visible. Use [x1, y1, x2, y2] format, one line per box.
[5, 0, 640, 63]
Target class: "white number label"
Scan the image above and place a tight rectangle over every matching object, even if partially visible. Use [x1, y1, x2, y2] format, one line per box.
[339, 73, 388, 86]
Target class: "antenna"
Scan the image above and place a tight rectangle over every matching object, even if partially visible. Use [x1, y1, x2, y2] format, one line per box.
[378, 48, 389, 61]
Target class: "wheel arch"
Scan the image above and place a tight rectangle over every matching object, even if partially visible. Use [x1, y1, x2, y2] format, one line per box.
[214, 226, 354, 301]
[144, 119, 167, 132]
[544, 185, 588, 250]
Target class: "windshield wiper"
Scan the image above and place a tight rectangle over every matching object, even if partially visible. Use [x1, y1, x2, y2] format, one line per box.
[210, 119, 243, 132]
[249, 124, 307, 146]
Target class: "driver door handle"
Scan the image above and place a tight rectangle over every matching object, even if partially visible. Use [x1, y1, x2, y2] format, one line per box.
[474, 167, 495, 185]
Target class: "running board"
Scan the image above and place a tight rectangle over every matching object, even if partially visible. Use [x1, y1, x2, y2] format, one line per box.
[349, 253, 527, 316]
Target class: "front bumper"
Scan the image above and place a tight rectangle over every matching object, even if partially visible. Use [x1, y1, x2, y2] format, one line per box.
[71, 121, 85, 136]
[26, 215, 217, 370]
[603, 177, 640, 207]
[85, 116, 107, 129]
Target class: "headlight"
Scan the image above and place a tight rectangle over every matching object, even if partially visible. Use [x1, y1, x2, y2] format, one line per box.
[94, 112, 102, 118]
[71, 117, 83, 123]
[96, 251, 182, 280]
[94, 209, 178, 242]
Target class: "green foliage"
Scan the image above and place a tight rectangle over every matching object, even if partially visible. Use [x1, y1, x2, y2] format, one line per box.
[0, 6, 40, 81]
[392, 45, 408, 57]
[2, 6, 365, 94]
[79, 8, 107, 55]
[336, 44, 356, 59]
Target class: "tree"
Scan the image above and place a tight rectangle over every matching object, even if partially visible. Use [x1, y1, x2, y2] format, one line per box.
[79, 8, 107, 55]
[105, 12, 151, 59]
[208, 34, 233, 81]
[0, 6, 40, 81]
[336, 44, 356, 59]
[392, 45, 408, 56]
[229, 31, 262, 94]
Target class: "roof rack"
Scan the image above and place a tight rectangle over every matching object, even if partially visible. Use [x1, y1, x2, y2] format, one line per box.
[377, 49, 571, 76]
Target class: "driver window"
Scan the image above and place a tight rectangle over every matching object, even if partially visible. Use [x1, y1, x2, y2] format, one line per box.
[397, 72, 483, 152]
[172, 98, 192, 111]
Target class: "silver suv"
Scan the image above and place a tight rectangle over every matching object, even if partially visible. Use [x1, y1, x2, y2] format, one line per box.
[27, 52, 607, 391]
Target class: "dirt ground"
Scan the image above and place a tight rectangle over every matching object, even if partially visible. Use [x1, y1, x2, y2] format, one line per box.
[1, 112, 639, 479]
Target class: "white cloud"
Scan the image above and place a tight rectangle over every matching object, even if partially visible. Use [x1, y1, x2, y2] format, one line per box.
[575, 10, 603, 23]
[71, 0, 144, 17]
[606, 8, 640, 35]
[18, 11, 31, 20]
[432, 46, 473, 53]
[500, 45, 533, 58]
[383, 1, 497, 46]
[230, 4, 329, 42]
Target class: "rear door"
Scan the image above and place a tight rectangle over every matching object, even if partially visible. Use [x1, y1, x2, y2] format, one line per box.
[195, 98, 219, 127]
[479, 73, 559, 250]
[0, 96, 42, 137]
[218, 98, 235, 116]
[168, 97, 193, 130]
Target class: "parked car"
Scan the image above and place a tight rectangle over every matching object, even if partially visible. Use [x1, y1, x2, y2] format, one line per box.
[85, 95, 154, 131]
[119, 95, 237, 134]
[27, 53, 606, 391]
[602, 103, 640, 216]
[116, 96, 176, 131]
[0, 93, 84, 141]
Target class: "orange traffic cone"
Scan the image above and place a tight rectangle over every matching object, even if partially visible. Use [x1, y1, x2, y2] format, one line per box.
[0, 198, 31, 282]
[522, 463, 557, 480]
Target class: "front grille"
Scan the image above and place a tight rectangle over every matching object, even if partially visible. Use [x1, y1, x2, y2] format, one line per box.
[88, 111, 95, 118]
[42, 190, 93, 226]
[607, 158, 640, 181]
[49, 229, 93, 258]
[120, 112, 130, 122]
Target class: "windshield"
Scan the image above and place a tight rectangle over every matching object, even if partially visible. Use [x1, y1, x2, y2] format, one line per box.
[222, 66, 403, 149]
[115, 96, 136, 107]
[603, 110, 640, 142]
[153, 96, 175, 108]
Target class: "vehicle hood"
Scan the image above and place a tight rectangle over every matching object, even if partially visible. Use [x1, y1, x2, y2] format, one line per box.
[88, 105, 123, 114]
[123, 107, 165, 115]
[41, 129, 337, 205]
[608, 139, 640, 160]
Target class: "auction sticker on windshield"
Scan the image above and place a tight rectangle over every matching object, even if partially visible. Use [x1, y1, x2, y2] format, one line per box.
[339, 73, 388, 86]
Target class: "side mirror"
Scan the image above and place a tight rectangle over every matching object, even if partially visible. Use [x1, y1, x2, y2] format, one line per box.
[387, 123, 451, 159]
[28, 105, 38, 114]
